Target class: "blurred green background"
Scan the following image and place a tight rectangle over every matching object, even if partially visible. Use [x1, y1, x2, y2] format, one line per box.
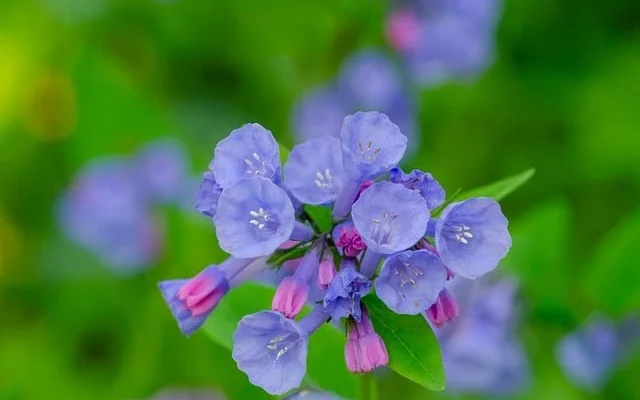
[1, 0, 639, 399]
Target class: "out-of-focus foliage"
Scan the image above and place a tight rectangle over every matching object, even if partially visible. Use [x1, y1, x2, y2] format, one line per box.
[1, 0, 639, 399]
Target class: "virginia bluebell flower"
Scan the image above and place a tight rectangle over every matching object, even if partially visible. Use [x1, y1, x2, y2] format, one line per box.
[323, 266, 371, 322]
[232, 306, 328, 395]
[556, 317, 621, 392]
[434, 198, 511, 279]
[389, 167, 446, 210]
[194, 171, 223, 218]
[284, 137, 347, 205]
[376, 249, 447, 315]
[134, 138, 190, 204]
[344, 306, 389, 373]
[351, 181, 429, 254]
[214, 178, 312, 258]
[340, 112, 407, 182]
[212, 123, 281, 188]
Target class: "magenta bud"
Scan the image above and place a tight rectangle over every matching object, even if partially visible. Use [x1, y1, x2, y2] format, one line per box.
[336, 225, 367, 257]
[426, 289, 459, 327]
[272, 276, 310, 318]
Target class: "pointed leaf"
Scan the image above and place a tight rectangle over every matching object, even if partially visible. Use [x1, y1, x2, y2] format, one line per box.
[362, 295, 445, 391]
[582, 210, 640, 316]
[304, 205, 333, 233]
[458, 168, 535, 202]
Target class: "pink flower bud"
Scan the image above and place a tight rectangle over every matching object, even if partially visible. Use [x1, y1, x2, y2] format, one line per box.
[426, 289, 459, 327]
[317, 252, 336, 290]
[272, 276, 310, 318]
[344, 308, 389, 373]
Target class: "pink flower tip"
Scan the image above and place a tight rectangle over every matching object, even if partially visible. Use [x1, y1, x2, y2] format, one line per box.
[317, 253, 336, 290]
[426, 289, 459, 327]
[385, 10, 421, 52]
[176, 266, 229, 316]
[272, 276, 310, 318]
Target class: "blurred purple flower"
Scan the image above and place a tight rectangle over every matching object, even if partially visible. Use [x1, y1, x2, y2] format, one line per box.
[58, 157, 160, 273]
[386, 0, 503, 86]
[435, 277, 530, 395]
[292, 50, 418, 151]
[134, 138, 190, 204]
[556, 317, 621, 392]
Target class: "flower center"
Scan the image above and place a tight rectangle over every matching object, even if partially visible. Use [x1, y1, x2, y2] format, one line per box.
[249, 207, 279, 237]
[266, 332, 300, 361]
[370, 211, 400, 244]
[357, 140, 382, 162]
[244, 152, 273, 178]
[314, 168, 334, 189]
[444, 223, 474, 245]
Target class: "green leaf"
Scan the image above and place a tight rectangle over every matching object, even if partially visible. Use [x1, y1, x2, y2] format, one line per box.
[304, 204, 333, 233]
[279, 143, 291, 164]
[202, 283, 359, 399]
[582, 210, 640, 316]
[362, 295, 445, 391]
[267, 243, 309, 267]
[502, 199, 572, 311]
[457, 168, 535, 202]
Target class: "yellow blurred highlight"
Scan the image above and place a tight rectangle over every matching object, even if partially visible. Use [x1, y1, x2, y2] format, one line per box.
[0, 39, 29, 130]
[21, 72, 77, 141]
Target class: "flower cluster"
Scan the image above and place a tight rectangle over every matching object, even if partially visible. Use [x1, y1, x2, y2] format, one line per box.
[431, 278, 530, 395]
[158, 111, 512, 395]
[58, 139, 192, 273]
[293, 50, 417, 149]
[386, 0, 503, 87]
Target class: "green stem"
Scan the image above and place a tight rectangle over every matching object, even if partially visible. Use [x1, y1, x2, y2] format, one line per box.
[359, 373, 379, 400]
